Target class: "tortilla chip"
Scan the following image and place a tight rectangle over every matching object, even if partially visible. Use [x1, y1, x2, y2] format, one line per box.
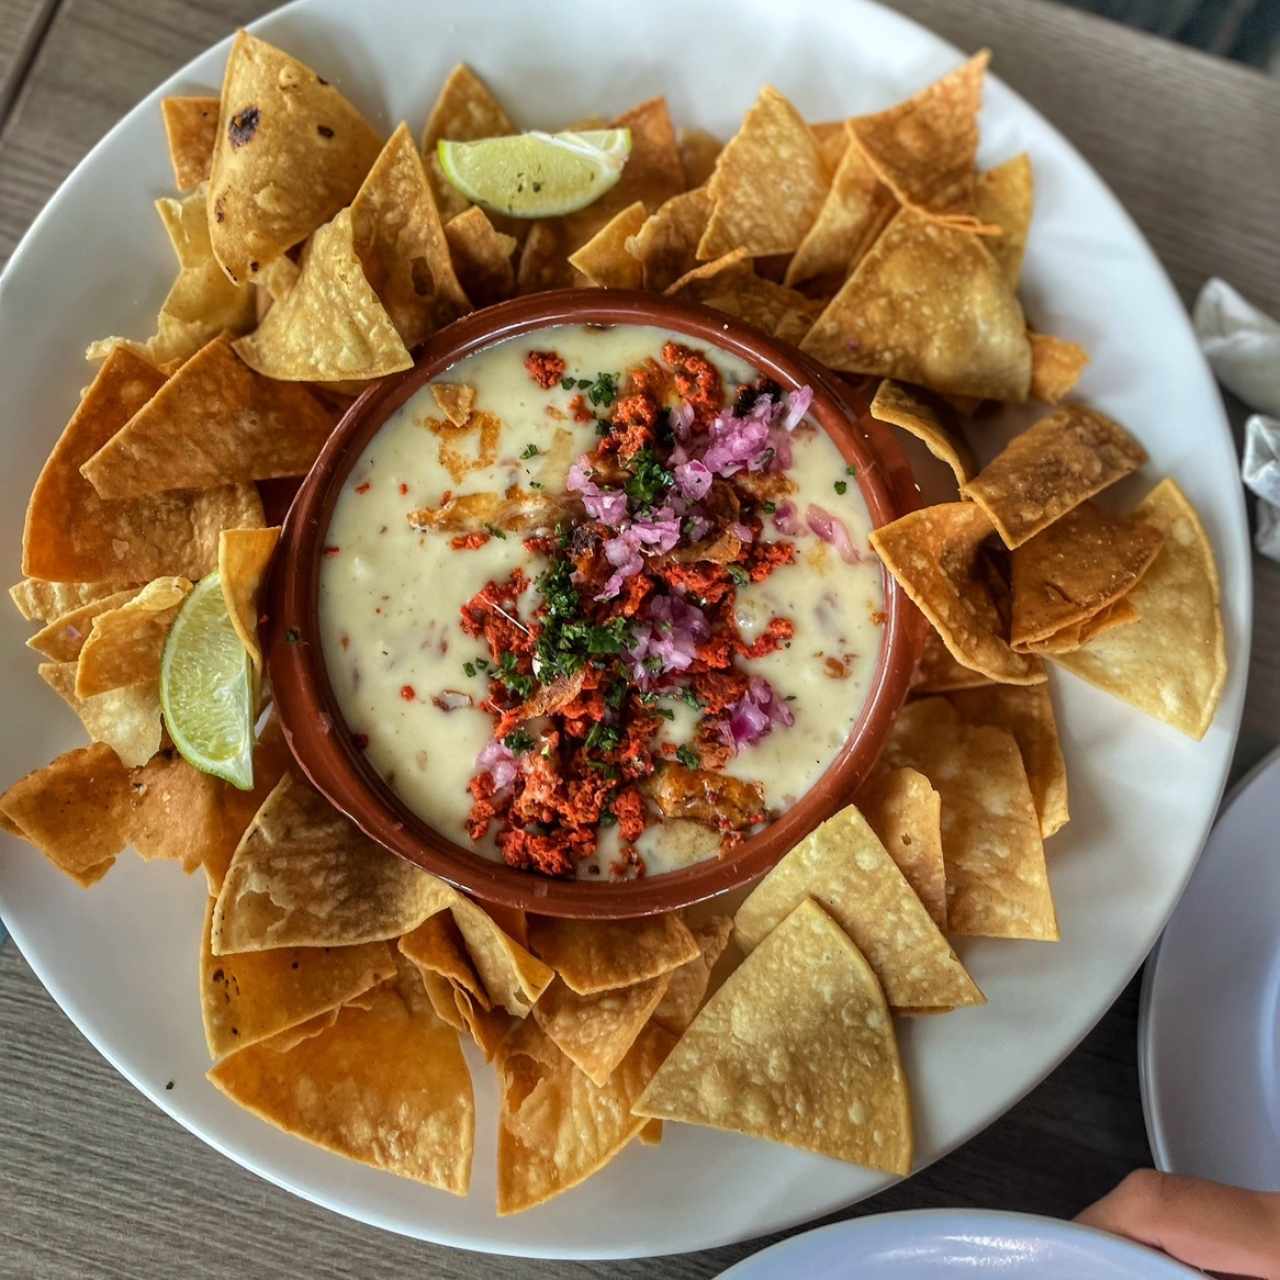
[200, 899, 393, 1060]
[1053, 478, 1225, 739]
[635, 898, 912, 1175]
[567, 201, 647, 289]
[443, 207, 517, 306]
[1029, 331, 1089, 404]
[975, 153, 1033, 286]
[9, 578, 136, 625]
[849, 51, 992, 229]
[38, 661, 163, 768]
[678, 128, 721, 188]
[870, 502, 1045, 684]
[456, 989, 513, 1060]
[638, 1120, 664, 1145]
[209, 983, 473, 1194]
[257, 1007, 341, 1053]
[235, 208, 412, 381]
[126, 746, 226, 869]
[211, 773, 440, 953]
[870, 379, 976, 484]
[667, 252, 823, 346]
[418, 968, 466, 1029]
[27, 589, 137, 661]
[74, 576, 190, 699]
[735, 806, 981, 1010]
[1009, 502, 1164, 649]
[399, 912, 490, 1009]
[858, 767, 947, 930]
[625, 187, 712, 292]
[800, 209, 1031, 402]
[447, 895, 554, 1016]
[208, 31, 382, 283]
[22, 347, 264, 582]
[882, 698, 1058, 939]
[1025, 596, 1139, 654]
[961, 405, 1147, 548]
[496, 1016, 674, 1214]
[527, 913, 700, 996]
[650, 916, 734, 1036]
[516, 220, 574, 293]
[785, 124, 895, 287]
[698, 86, 828, 260]
[911, 625, 994, 694]
[430, 383, 475, 429]
[218, 526, 280, 674]
[809, 120, 849, 171]
[948, 683, 1069, 839]
[161, 96, 218, 190]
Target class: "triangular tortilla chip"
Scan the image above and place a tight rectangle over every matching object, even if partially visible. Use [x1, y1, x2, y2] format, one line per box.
[443, 207, 517, 306]
[975, 153, 1033, 286]
[698, 86, 828, 259]
[667, 252, 822, 345]
[911, 625, 995, 694]
[161, 96, 218, 190]
[126, 746, 226, 869]
[209, 983, 474, 1194]
[870, 379, 976, 484]
[735, 806, 981, 1009]
[882, 698, 1058, 940]
[1024, 596, 1138, 655]
[650, 915, 733, 1036]
[678, 127, 721, 188]
[1053, 478, 1225, 739]
[527, 913, 699, 996]
[27, 588, 137, 661]
[22, 347, 263, 582]
[625, 186, 712, 292]
[430, 383, 475, 427]
[9, 578, 136, 625]
[801, 208, 1030, 401]
[218, 526, 280, 674]
[870, 502, 1045, 684]
[567, 201, 647, 289]
[454, 987, 512, 1060]
[75, 576, 190, 698]
[516, 220, 573, 293]
[858, 767, 948, 930]
[1029, 331, 1089, 404]
[496, 1016, 673, 1214]
[38, 661, 163, 768]
[208, 30, 382, 283]
[418, 968, 466, 1029]
[635, 898, 913, 1175]
[399, 912, 490, 1010]
[256, 1007, 341, 1053]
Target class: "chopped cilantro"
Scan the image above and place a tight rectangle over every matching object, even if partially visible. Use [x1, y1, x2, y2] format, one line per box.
[846, 463, 858, 476]
[604, 679, 628, 711]
[586, 372, 618, 406]
[484, 522, 508, 539]
[595, 418, 612, 437]
[529, 480, 543, 489]
[643, 654, 664, 675]
[636, 690, 659, 706]
[761, 500, 777, 514]
[557, 521, 571, 549]
[496, 651, 534, 699]
[727, 564, 750, 587]
[625, 447, 674, 509]
[833, 480, 848, 495]
[675, 744, 700, 770]
[679, 687, 703, 711]
[599, 808, 618, 827]
[655, 707, 675, 721]
[587, 761, 621, 778]
[520, 443, 540, 459]
[504, 729, 535, 754]
[463, 660, 477, 679]
[560, 376, 576, 391]
[584, 722, 622, 755]
[534, 557, 632, 681]
[576, 378, 592, 390]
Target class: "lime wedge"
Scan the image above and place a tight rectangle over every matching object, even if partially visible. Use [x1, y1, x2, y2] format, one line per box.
[160, 573, 255, 791]
[437, 129, 631, 218]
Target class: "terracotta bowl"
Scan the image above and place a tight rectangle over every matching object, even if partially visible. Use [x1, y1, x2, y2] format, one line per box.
[267, 289, 924, 919]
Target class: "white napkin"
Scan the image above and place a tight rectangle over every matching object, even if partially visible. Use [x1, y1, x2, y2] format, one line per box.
[1193, 278, 1280, 560]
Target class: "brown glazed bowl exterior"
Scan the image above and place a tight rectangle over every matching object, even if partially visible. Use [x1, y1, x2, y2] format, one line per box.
[267, 289, 924, 919]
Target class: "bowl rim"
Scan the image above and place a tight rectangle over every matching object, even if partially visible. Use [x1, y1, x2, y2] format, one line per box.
[267, 288, 923, 918]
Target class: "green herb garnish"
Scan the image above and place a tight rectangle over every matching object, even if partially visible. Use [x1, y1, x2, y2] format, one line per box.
[761, 500, 777, 514]
[675, 744, 700, 770]
[586, 371, 619, 406]
[504, 729, 535, 754]
[560, 376, 576, 391]
[604, 679, 628, 711]
[624, 447, 674, 510]
[520, 443, 540, 459]
[679, 687, 702, 711]
[727, 564, 750, 587]
[484, 522, 508, 539]
[495, 651, 534, 699]
[846, 463, 858, 476]
[833, 480, 848, 495]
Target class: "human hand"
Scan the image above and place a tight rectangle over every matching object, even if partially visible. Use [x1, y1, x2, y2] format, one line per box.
[1077, 1170, 1280, 1278]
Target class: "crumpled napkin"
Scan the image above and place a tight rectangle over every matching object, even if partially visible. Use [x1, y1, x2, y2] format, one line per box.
[1193, 278, 1280, 560]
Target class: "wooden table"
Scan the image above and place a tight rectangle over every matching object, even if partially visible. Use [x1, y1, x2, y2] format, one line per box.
[1, 1, 1277, 1275]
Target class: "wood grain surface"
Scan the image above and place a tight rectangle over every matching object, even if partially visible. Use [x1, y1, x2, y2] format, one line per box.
[1, 1, 1277, 1276]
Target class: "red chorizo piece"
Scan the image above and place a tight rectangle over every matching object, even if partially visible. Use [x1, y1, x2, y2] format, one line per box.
[524, 350, 566, 389]
[662, 341, 723, 426]
[735, 616, 794, 659]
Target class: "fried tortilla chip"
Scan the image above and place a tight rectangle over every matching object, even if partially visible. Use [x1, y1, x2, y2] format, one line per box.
[126, 745, 226, 869]
[430, 382, 475, 427]
[9, 578, 135, 625]
[443, 207, 517, 306]
[400, 912, 490, 1009]
[1024, 597, 1138, 654]
[734, 806, 981, 1009]
[234, 208, 412, 381]
[871, 502, 1045, 684]
[257, 1007, 341, 1053]
[1009, 502, 1164, 649]
[567, 201, 647, 289]
[1029, 331, 1089, 404]
[516, 220, 573, 293]
[870, 380, 976, 484]
[496, 1016, 673, 1214]
[961, 405, 1147, 548]
[27, 589, 137, 661]
[38, 661, 162, 768]
[948, 683, 1069, 839]
[527, 913, 700, 996]
[858, 767, 947, 930]
[975, 153, 1033, 286]
[785, 124, 895, 287]
[625, 186, 712, 292]
[22, 347, 263, 582]
[849, 51, 992, 229]
[74, 576, 190, 699]
[161, 96, 218, 190]
[219, 526, 280, 673]
[911, 625, 994, 694]
[801, 209, 1031, 402]
[650, 915, 734, 1036]
[199, 899, 393, 1060]
[208, 31, 382, 283]
[667, 252, 823, 345]
[1053, 478, 1225, 739]
[882, 698, 1058, 939]
[697, 86, 828, 260]
[209, 983, 473, 1194]
[636, 898, 912, 1175]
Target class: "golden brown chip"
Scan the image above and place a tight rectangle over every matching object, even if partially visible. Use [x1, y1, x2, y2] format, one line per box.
[257, 1007, 341, 1053]
[126, 746, 226, 870]
[27, 589, 137, 662]
[234, 208, 412, 381]
[1029, 331, 1089, 404]
[1053, 478, 1226, 739]
[961, 405, 1147, 548]
[975, 153, 1033, 286]
[911, 625, 995, 694]
[677, 127, 721, 188]
[734, 806, 981, 1010]
[697, 86, 828, 260]
[1024, 597, 1139, 654]
[418, 968, 466, 1029]
[161, 96, 218, 190]
[870, 380, 976, 484]
[22, 347, 263, 583]
[38, 661, 163, 768]
[430, 382, 476, 427]
[74, 576, 190, 699]
[9, 578, 136, 625]
[810, 120, 850, 172]
[635, 898, 912, 1175]
[667, 251, 823, 345]
[800, 208, 1031, 402]
[858, 767, 948, 929]
[1009, 502, 1164, 649]
[399, 912, 490, 1010]
[443, 207, 518, 306]
[219, 526, 280, 674]
[650, 915, 734, 1036]
[257, 255, 299, 308]
[516, 220, 574, 294]
[948, 683, 1070, 839]
[208, 31, 382, 283]
[497, 1016, 673, 1214]
[625, 186, 712, 292]
[454, 988, 513, 1061]
[209, 983, 473, 1194]
[882, 698, 1058, 939]
[527, 913, 700, 996]
[849, 51, 992, 229]
[567, 201, 647, 289]
[871, 502, 1045, 684]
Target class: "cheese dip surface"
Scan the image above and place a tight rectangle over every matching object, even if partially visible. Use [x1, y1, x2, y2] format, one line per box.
[318, 324, 884, 881]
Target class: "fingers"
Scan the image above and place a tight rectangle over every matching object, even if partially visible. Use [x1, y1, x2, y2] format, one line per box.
[1077, 1170, 1280, 1279]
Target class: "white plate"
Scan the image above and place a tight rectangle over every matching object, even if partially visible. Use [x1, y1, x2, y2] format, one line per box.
[1139, 745, 1280, 1190]
[717, 1211, 1201, 1279]
[0, 0, 1252, 1261]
